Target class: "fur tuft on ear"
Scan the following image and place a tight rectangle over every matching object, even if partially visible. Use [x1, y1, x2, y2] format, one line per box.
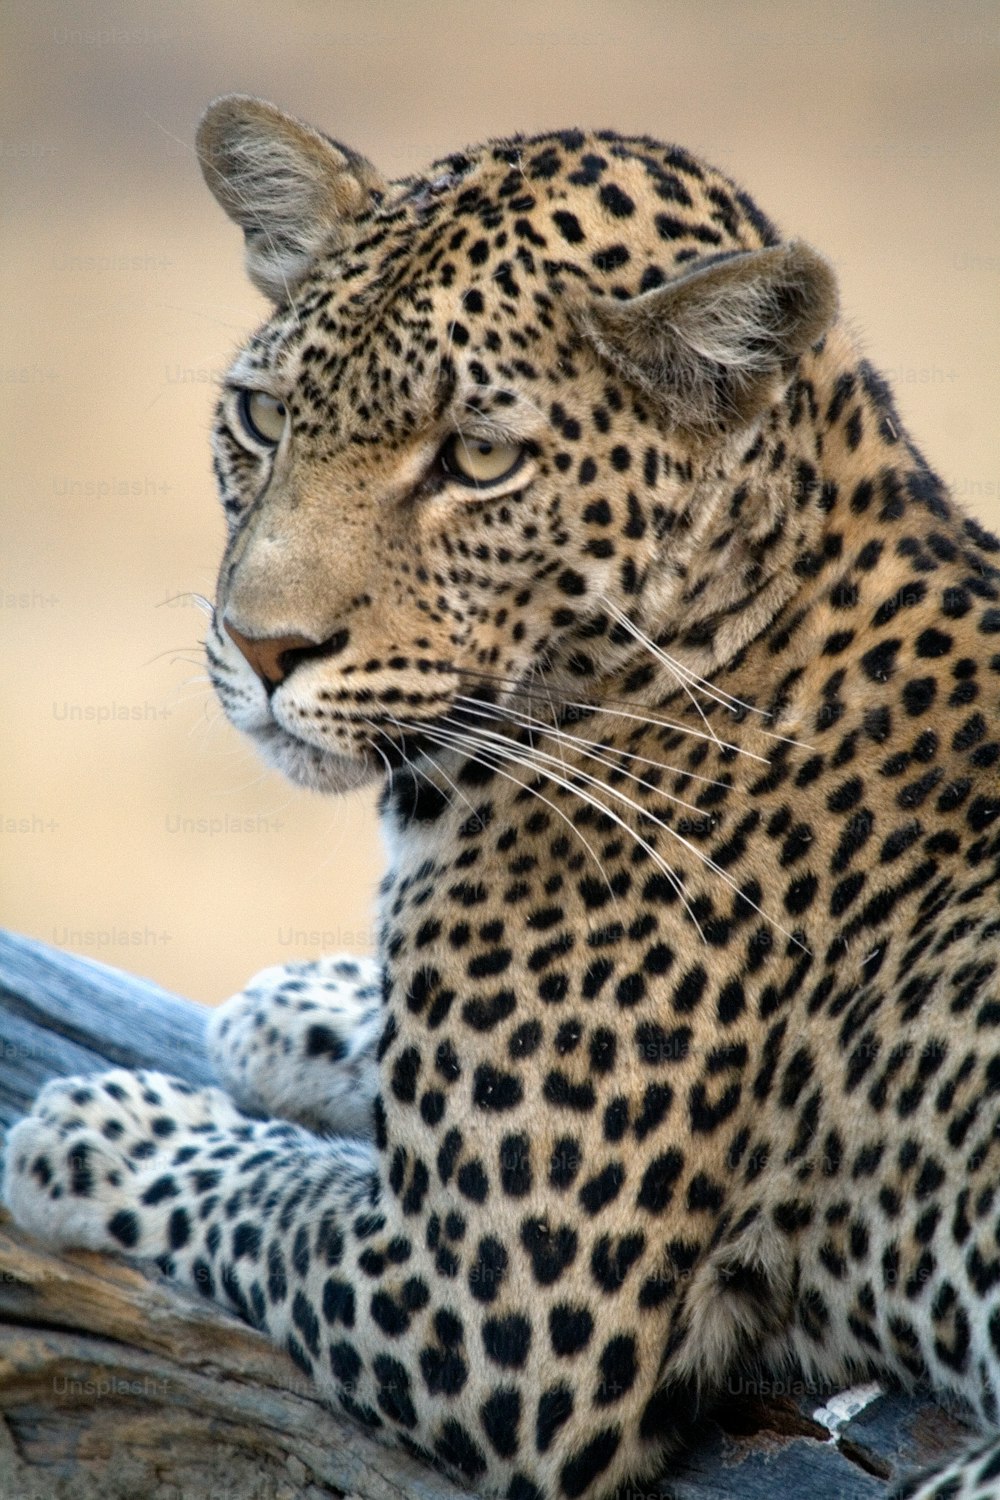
[576, 242, 838, 434]
[197, 96, 387, 303]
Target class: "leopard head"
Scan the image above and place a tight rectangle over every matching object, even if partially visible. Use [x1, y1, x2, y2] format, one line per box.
[198, 96, 837, 792]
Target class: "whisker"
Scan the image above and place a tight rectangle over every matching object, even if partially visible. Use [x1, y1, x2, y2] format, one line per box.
[156, 592, 214, 617]
[600, 595, 810, 751]
[408, 713, 805, 950]
[145, 645, 209, 668]
[445, 663, 770, 763]
[452, 694, 717, 811]
[401, 716, 697, 929]
[400, 720, 619, 903]
[601, 597, 729, 751]
[569, 697, 768, 764]
[458, 380, 551, 431]
[376, 715, 480, 824]
[365, 732, 396, 795]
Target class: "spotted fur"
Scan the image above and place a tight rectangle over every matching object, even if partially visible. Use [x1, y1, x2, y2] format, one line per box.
[6, 97, 1000, 1499]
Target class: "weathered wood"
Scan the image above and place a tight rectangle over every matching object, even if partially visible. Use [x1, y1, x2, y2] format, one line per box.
[0, 930, 216, 1129]
[0, 1215, 477, 1500]
[0, 931, 978, 1498]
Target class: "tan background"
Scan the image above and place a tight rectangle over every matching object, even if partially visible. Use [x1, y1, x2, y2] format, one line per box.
[3, 0, 998, 1005]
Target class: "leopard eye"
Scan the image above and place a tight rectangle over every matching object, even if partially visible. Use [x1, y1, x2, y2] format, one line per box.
[441, 434, 525, 487]
[237, 388, 287, 446]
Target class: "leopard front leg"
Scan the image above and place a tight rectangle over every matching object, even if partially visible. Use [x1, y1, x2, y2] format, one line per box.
[3, 1065, 379, 1329]
[2, 1063, 684, 1499]
[2, 1066, 544, 1496]
[208, 954, 382, 1137]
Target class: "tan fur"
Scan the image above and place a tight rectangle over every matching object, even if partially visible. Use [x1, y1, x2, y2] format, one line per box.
[10, 99, 1000, 1500]
[577, 242, 837, 433]
[197, 96, 386, 300]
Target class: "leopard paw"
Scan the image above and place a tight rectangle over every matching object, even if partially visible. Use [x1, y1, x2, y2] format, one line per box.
[208, 955, 382, 1135]
[3, 1069, 244, 1252]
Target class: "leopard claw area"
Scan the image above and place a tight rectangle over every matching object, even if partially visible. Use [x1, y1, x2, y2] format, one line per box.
[2, 1068, 246, 1253]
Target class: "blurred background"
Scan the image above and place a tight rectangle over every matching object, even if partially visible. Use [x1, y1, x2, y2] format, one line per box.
[3, 0, 998, 1006]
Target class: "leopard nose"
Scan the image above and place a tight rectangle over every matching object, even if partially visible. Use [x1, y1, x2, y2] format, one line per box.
[224, 622, 324, 691]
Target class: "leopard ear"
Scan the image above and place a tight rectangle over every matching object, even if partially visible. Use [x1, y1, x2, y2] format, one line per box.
[197, 95, 387, 303]
[577, 242, 838, 433]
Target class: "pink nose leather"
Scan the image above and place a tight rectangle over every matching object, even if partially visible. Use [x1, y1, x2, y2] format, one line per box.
[224, 623, 317, 686]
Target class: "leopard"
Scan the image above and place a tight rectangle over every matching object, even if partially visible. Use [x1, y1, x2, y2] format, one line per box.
[6, 95, 1000, 1500]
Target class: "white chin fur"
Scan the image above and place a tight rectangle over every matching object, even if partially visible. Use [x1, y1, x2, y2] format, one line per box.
[252, 722, 375, 794]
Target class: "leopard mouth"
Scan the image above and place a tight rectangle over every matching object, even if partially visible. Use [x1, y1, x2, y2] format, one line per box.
[258, 668, 501, 762]
[249, 719, 376, 794]
[221, 640, 516, 792]
[250, 702, 475, 794]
